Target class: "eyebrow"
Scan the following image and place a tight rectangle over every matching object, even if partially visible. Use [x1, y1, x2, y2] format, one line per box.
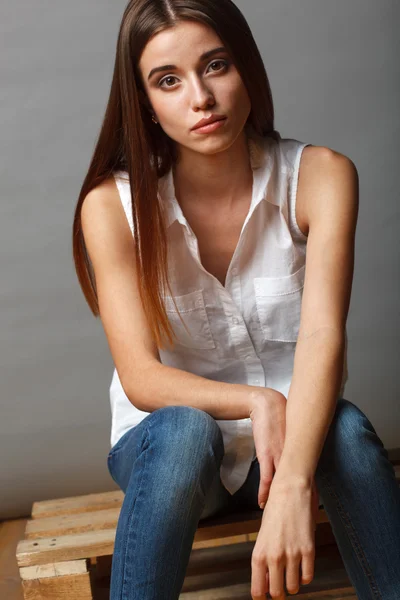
[147, 46, 227, 81]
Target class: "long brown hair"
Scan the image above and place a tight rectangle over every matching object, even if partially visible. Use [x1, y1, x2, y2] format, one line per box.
[72, 0, 279, 350]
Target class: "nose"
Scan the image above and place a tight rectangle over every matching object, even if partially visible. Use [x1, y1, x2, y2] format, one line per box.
[189, 75, 215, 111]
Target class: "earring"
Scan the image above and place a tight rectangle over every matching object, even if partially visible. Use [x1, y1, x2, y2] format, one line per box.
[151, 114, 158, 124]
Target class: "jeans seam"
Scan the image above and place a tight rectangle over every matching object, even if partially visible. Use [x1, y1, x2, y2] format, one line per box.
[318, 464, 382, 600]
[170, 414, 212, 595]
[120, 422, 149, 600]
[169, 472, 198, 596]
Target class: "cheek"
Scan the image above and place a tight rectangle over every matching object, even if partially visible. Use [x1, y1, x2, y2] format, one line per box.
[218, 74, 250, 108]
[154, 104, 187, 140]
[231, 81, 251, 109]
[154, 95, 184, 123]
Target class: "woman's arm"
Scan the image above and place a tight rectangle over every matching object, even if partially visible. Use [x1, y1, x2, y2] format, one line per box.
[275, 148, 359, 484]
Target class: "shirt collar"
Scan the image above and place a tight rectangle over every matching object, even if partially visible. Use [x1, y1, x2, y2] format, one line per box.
[158, 126, 279, 229]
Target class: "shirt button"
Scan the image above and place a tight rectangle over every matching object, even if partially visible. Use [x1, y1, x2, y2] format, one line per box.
[232, 317, 239, 324]
[245, 355, 252, 361]
[195, 300, 202, 308]
[254, 380, 260, 385]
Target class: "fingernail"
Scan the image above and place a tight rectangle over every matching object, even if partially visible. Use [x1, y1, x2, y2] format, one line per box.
[259, 502, 265, 509]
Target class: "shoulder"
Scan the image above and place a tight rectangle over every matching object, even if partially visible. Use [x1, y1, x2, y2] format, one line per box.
[297, 145, 358, 234]
[81, 174, 130, 241]
[81, 174, 123, 222]
[82, 174, 119, 211]
[300, 144, 356, 172]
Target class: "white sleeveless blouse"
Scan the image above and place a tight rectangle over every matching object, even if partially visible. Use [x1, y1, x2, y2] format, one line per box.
[109, 129, 348, 495]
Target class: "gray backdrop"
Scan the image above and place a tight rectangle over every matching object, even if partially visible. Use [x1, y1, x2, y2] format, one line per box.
[1, 1, 399, 519]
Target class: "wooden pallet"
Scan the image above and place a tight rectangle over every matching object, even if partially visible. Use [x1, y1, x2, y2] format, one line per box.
[16, 459, 400, 599]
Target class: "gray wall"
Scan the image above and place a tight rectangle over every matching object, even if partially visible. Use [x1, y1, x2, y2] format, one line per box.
[1, 1, 399, 519]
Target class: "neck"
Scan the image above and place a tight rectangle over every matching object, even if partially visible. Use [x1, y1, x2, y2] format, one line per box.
[172, 128, 253, 210]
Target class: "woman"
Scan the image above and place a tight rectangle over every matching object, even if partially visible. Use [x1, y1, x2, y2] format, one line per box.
[72, 1, 400, 598]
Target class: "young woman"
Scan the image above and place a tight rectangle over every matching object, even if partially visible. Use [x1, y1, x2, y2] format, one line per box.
[72, 1, 400, 598]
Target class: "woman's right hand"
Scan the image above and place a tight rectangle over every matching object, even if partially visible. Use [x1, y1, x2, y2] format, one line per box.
[249, 389, 288, 510]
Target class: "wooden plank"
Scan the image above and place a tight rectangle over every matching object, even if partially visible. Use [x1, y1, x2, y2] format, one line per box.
[19, 559, 92, 600]
[25, 507, 121, 539]
[16, 529, 116, 568]
[15, 527, 252, 568]
[19, 559, 89, 580]
[31, 490, 124, 519]
[25, 506, 269, 540]
[25, 506, 263, 540]
[20, 570, 92, 600]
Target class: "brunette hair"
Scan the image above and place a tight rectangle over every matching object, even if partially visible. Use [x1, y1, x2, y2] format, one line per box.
[72, 0, 279, 350]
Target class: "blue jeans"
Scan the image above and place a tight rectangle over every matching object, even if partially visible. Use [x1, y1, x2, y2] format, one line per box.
[107, 398, 400, 599]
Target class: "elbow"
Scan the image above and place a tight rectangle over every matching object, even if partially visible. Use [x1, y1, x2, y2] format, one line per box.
[122, 367, 159, 414]
[124, 383, 148, 413]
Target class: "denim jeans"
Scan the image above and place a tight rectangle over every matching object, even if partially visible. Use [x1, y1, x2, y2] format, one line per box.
[107, 397, 400, 599]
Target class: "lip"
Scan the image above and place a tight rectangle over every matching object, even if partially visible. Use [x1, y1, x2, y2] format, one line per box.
[192, 114, 227, 131]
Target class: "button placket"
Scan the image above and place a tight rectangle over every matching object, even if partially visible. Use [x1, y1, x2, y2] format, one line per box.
[220, 275, 265, 388]
[227, 266, 242, 313]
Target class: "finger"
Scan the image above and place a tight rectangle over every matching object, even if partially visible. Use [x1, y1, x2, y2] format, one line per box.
[300, 547, 315, 585]
[258, 458, 274, 508]
[285, 556, 301, 595]
[250, 556, 267, 599]
[268, 558, 286, 600]
[258, 480, 271, 509]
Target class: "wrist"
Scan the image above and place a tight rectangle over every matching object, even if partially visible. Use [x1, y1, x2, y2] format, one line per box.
[248, 390, 264, 420]
[273, 469, 314, 491]
[248, 387, 286, 420]
[276, 451, 316, 483]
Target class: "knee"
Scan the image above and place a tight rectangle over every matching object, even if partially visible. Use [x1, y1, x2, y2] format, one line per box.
[148, 405, 225, 466]
[320, 397, 380, 474]
[332, 397, 374, 443]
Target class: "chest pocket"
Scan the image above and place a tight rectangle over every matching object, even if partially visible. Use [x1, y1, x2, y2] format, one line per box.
[164, 289, 216, 350]
[254, 264, 305, 342]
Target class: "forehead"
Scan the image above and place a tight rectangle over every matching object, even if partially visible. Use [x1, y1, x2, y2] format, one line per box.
[139, 20, 223, 70]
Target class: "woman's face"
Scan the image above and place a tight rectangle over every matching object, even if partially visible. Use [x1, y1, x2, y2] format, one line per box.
[138, 20, 251, 156]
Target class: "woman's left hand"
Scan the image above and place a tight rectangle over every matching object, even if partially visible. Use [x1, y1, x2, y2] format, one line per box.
[251, 476, 316, 599]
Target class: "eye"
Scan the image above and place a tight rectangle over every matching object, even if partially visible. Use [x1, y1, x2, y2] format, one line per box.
[157, 59, 229, 89]
[208, 59, 228, 73]
[157, 75, 179, 89]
